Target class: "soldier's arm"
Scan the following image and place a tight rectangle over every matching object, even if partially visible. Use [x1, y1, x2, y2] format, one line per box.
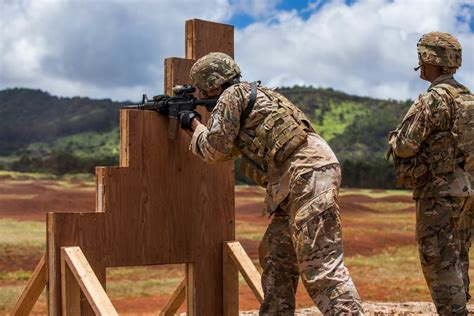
[392, 91, 451, 158]
[190, 85, 244, 163]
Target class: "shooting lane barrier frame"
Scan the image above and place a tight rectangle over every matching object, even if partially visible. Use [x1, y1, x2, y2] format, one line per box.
[12, 19, 243, 316]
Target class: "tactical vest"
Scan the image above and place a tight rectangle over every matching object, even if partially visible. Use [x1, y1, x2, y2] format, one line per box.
[239, 87, 314, 187]
[390, 81, 474, 189]
[432, 83, 474, 174]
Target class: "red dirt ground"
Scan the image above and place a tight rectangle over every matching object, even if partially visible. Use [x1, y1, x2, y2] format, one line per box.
[1, 179, 416, 312]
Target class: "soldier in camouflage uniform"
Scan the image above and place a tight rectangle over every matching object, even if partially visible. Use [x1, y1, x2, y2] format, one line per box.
[178, 52, 363, 315]
[388, 32, 474, 315]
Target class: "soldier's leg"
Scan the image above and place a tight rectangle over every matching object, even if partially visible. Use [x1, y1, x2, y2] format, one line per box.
[258, 208, 299, 316]
[289, 165, 363, 315]
[457, 197, 473, 301]
[416, 198, 467, 315]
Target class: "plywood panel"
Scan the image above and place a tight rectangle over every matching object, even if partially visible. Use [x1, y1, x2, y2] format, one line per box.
[46, 19, 236, 315]
[186, 19, 234, 59]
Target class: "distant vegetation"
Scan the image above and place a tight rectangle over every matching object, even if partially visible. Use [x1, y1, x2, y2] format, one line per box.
[0, 87, 411, 188]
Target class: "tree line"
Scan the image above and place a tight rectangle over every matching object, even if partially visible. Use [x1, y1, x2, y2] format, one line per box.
[1, 87, 411, 188]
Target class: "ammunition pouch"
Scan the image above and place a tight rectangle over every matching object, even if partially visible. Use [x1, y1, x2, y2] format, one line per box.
[432, 83, 474, 174]
[424, 131, 457, 176]
[393, 155, 429, 189]
[237, 85, 312, 187]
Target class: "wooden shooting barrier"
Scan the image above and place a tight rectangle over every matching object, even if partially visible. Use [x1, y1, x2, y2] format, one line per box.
[13, 19, 240, 316]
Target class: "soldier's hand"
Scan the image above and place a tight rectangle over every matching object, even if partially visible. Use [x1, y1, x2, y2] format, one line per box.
[178, 110, 201, 132]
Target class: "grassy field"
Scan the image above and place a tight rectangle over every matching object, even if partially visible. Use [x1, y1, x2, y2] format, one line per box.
[1, 177, 473, 313]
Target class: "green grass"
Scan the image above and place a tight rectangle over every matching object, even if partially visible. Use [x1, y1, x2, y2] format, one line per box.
[236, 221, 266, 241]
[340, 188, 412, 198]
[106, 265, 186, 298]
[358, 201, 414, 212]
[0, 170, 94, 182]
[347, 246, 474, 301]
[313, 101, 368, 141]
[0, 271, 32, 282]
[0, 285, 27, 311]
[0, 219, 45, 251]
[107, 278, 184, 298]
[26, 128, 119, 159]
[0, 170, 58, 180]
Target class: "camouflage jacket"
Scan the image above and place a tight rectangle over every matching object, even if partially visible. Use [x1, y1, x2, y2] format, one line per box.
[389, 74, 473, 198]
[190, 81, 338, 212]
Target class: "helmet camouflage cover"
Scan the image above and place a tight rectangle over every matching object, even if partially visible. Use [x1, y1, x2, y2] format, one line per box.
[189, 52, 241, 91]
[417, 32, 462, 68]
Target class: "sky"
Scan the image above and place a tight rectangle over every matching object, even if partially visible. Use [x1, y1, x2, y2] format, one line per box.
[1, 0, 473, 102]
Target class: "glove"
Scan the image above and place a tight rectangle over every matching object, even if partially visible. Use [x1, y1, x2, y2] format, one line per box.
[178, 110, 201, 131]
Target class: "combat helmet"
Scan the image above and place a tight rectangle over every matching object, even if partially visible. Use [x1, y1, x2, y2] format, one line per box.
[190, 52, 241, 91]
[417, 32, 462, 68]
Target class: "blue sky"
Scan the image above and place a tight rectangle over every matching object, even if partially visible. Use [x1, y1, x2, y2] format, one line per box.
[1, 0, 473, 101]
[229, 0, 360, 27]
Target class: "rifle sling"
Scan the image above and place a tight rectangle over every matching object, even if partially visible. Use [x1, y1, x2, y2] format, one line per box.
[240, 81, 257, 128]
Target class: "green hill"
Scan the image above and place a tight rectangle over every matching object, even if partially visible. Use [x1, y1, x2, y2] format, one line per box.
[0, 87, 410, 188]
[0, 88, 124, 155]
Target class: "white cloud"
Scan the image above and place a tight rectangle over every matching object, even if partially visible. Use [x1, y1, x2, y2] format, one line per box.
[0, 0, 232, 100]
[231, 0, 282, 18]
[0, 0, 473, 101]
[235, 0, 474, 100]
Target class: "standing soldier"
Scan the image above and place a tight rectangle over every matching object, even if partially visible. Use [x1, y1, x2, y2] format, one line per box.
[177, 52, 363, 315]
[388, 32, 474, 315]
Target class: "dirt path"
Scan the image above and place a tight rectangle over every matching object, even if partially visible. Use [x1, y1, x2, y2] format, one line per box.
[1, 179, 426, 313]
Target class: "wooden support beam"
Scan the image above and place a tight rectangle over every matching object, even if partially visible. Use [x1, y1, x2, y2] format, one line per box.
[47, 19, 236, 315]
[61, 249, 81, 315]
[185, 263, 196, 316]
[159, 278, 186, 316]
[61, 247, 118, 316]
[11, 254, 46, 316]
[223, 243, 239, 316]
[225, 241, 264, 303]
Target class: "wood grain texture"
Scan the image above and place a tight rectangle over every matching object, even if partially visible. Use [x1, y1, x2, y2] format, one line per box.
[62, 247, 118, 315]
[186, 19, 234, 59]
[46, 19, 236, 315]
[61, 250, 81, 316]
[225, 241, 264, 303]
[159, 278, 186, 316]
[11, 255, 46, 316]
[224, 245, 239, 316]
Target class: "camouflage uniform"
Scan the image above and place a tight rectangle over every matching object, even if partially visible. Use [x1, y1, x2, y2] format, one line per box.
[389, 32, 474, 315]
[189, 54, 363, 314]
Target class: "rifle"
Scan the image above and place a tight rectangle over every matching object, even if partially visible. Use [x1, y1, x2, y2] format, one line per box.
[123, 85, 218, 139]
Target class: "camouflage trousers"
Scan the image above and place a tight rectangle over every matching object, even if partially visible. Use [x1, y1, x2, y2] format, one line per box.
[416, 196, 474, 316]
[259, 164, 363, 315]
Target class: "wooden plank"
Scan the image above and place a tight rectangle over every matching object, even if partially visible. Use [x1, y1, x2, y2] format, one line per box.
[47, 19, 235, 315]
[11, 255, 46, 316]
[223, 244, 239, 316]
[164, 58, 195, 96]
[159, 278, 186, 316]
[47, 212, 58, 316]
[61, 249, 81, 315]
[164, 57, 196, 139]
[185, 19, 234, 59]
[62, 247, 118, 315]
[186, 263, 195, 316]
[225, 241, 264, 303]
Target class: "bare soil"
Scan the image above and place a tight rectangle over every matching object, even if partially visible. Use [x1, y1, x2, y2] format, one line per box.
[1, 179, 425, 313]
